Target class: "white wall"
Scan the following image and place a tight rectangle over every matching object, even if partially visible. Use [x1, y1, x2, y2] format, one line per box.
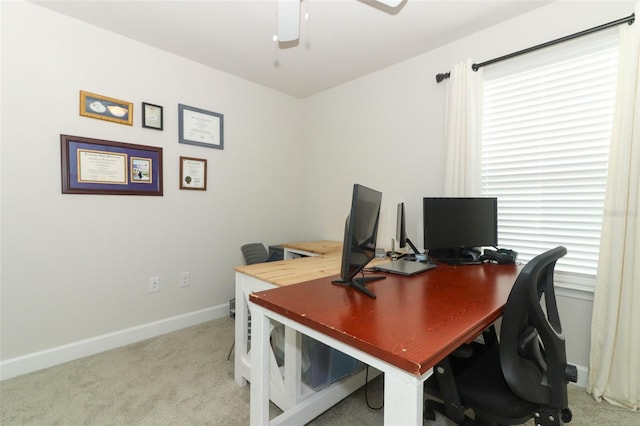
[303, 0, 636, 248]
[301, 0, 636, 379]
[0, 1, 307, 366]
[1, 0, 634, 381]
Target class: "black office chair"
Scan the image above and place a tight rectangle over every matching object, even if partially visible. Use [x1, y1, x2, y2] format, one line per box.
[424, 246, 577, 425]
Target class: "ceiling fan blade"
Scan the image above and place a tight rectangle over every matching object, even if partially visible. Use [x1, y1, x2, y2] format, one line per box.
[277, 0, 300, 42]
[375, 0, 403, 6]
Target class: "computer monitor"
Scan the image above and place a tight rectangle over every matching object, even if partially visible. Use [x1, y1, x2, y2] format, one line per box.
[332, 184, 385, 299]
[396, 202, 407, 249]
[423, 197, 498, 265]
[396, 202, 421, 256]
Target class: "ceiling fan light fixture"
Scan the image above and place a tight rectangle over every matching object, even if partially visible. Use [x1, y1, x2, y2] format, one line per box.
[376, 0, 403, 6]
[277, 0, 300, 42]
[275, 0, 401, 45]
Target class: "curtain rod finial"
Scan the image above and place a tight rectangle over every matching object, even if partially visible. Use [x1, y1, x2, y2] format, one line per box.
[436, 72, 450, 83]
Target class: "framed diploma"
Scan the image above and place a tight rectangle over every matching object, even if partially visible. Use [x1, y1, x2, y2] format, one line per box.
[178, 104, 224, 150]
[142, 102, 163, 130]
[60, 134, 163, 196]
[180, 157, 207, 190]
[79, 91, 133, 126]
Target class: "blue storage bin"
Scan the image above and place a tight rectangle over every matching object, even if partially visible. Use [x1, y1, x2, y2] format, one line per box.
[301, 335, 363, 391]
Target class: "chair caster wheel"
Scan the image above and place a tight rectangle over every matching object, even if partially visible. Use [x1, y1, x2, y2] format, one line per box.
[423, 407, 436, 421]
[561, 408, 573, 423]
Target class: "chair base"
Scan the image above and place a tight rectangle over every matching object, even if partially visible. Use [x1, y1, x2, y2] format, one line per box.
[425, 398, 571, 426]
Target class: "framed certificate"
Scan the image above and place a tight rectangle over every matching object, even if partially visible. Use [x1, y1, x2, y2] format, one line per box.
[142, 102, 163, 130]
[180, 157, 207, 190]
[178, 104, 224, 150]
[60, 134, 163, 196]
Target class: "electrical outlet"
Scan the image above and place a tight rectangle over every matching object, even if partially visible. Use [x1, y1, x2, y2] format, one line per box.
[179, 272, 190, 287]
[149, 277, 160, 293]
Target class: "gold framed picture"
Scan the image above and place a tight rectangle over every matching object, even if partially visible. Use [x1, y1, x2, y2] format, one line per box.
[79, 90, 133, 126]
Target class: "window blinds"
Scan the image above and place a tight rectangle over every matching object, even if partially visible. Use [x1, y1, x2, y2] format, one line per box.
[481, 30, 619, 283]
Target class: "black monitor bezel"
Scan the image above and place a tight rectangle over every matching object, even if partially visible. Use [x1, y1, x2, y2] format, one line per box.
[423, 197, 498, 261]
[396, 202, 407, 249]
[334, 184, 385, 298]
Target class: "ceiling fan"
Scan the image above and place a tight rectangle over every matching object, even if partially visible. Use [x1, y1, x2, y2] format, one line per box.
[276, 0, 403, 42]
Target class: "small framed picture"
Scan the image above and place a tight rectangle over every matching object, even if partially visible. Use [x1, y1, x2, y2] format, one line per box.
[180, 156, 207, 190]
[178, 104, 224, 150]
[131, 157, 152, 182]
[142, 102, 163, 130]
[79, 91, 133, 126]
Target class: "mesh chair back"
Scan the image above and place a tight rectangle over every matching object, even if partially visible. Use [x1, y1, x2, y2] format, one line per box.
[499, 246, 570, 410]
[241, 243, 269, 265]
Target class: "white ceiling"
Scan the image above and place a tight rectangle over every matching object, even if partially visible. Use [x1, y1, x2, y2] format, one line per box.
[32, 0, 554, 98]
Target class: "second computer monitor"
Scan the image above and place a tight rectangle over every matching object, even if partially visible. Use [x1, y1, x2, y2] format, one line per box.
[396, 202, 407, 249]
[423, 197, 498, 264]
[396, 202, 421, 256]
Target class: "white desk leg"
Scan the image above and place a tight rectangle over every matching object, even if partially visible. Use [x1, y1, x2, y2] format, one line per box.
[283, 323, 301, 407]
[383, 370, 427, 425]
[234, 275, 247, 385]
[250, 304, 270, 426]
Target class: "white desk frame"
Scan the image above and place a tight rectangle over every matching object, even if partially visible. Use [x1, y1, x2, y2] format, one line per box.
[249, 300, 431, 425]
[282, 246, 317, 260]
[234, 270, 376, 415]
[234, 245, 323, 397]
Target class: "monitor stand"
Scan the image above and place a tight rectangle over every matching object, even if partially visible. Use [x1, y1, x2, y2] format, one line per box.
[438, 257, 483, 266]
[435, 247, 483, 266]
[331, 275, 385, 299]
[406, 238, 421, 256]
[391, 238, 424, 261]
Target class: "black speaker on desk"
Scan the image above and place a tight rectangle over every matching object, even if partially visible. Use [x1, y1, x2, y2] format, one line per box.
[480, 248, 517, 264]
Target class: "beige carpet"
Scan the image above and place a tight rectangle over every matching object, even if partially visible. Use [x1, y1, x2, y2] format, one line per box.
[1, 317, 637, 425]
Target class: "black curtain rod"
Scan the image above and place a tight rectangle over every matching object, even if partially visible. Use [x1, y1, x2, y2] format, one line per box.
[435, 12, 635, 83]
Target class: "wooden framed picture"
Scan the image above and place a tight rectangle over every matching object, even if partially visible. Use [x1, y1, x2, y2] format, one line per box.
[180, 156, 207, 190]
[60, 134, 163, 195]
[79, 91, 133, 126]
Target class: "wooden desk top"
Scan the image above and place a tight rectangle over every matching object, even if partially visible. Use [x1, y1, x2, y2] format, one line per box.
[235, 254, 342, 286]
[235, 240, 386, 287]
[250, 263, 521, 376]
[280, 240, 343, 255]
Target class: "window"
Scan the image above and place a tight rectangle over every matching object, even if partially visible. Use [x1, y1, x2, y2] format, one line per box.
[480, 30, 620, 288]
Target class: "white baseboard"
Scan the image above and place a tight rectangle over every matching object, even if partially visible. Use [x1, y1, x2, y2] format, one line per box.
[0, 304, 228, 381]
[574, 363, 589, 388]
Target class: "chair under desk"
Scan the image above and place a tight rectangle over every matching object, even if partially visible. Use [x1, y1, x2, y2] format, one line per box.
[235, 240, 521, 425]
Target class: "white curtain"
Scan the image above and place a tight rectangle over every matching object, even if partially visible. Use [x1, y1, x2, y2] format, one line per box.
[588, 3, 640, 411]
[443, 59, 484, 196]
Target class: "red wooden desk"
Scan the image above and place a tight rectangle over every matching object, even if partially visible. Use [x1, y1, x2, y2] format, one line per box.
[249, 262, 521, 425]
